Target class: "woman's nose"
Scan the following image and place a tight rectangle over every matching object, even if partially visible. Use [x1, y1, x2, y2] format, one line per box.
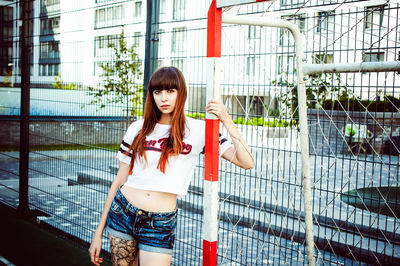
[161, 91, 168, 101]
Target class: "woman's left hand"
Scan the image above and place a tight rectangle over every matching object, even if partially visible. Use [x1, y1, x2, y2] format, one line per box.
[205, 99, 229, 122]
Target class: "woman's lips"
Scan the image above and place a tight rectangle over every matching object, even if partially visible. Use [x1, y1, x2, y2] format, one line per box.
[161, 105, 170, 109]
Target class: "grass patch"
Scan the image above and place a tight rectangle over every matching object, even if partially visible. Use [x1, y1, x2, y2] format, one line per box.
[233, 117, 290, 127]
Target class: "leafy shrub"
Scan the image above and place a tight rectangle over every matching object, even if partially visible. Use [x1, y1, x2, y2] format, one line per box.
[52, 73, 78, 90]
[186, 112, 205, 119]
[133, 109, 143, 117]
[265, 119, 290, 127]
[233, 117, 290, 127]
[268, 109, 280, 117]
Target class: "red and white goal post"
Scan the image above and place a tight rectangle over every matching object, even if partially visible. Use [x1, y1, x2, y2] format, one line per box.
[203, 1, 279, 266]
[204, 1, 400, 266]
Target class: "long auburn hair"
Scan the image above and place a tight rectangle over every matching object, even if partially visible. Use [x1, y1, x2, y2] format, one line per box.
[127, 66, 187, 174]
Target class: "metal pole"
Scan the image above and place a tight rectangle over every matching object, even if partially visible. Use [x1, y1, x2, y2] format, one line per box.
[18, 0, 32, 217]
[290, 23, 316, 266]
[222, 15, 315, 265]
[143, 0, 160, 106]
[303, 61, 400, 75]
[203, 1, 222, 265]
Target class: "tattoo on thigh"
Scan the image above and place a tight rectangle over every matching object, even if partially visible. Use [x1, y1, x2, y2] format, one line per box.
[109, 234, 138, 266]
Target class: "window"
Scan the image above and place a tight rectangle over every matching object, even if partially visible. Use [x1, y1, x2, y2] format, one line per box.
[134, 1, 142, 18]
[94, 34, 118, 56]
[40, 41, 59, 59]
[95, 0, 116, 3]
[278, 55, 295, 74]
[248, 96, 266, 116]
[171, 59, 184, 72]
[133, 32, 141, 47]
[364, 5, 385, 30]
[246, 56, 256, 76]
[157, 29, 165, 50]
[40, 64, 46, 76]
[316, 12, 334, 32]
[1, 6, 13, 22]
[248, 26, 261, 40]
[281, 0, 306, 7]
[363, 52, 384, 62]
[173, 0, 185, 20]
[280, 14, 305, 46]
[42, 0, 60, 5]
[38, 42, 59, 77]
[0, 46, 12, 61]
[157, 59, 165, 69]
[39, 63, 59, 76]
[40, 16, 60, 35]
[225, 95, 266, 117]
[171, 27, 186, 53]
[314, 54, 333, 64]
[2, 26, 13, 41]
[95, 5, 124, 29]
[41, 0, 60, 13]
[398, 52, 400, 74]
[160, 0, 166, 15]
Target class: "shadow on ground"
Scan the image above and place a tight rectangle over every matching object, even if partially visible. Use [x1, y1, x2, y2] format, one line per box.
[0, 203, 111, 266]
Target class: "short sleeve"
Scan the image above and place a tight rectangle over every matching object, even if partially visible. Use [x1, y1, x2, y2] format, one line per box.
[117, 120, 143, 165]
[219, 134, 232, 156]
[200, 133, 233, 157]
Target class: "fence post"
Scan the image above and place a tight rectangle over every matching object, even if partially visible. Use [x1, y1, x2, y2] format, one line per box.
[203, 1, 222, 265]
[292, 29, 316, 266]
[18, 0, 32, 217]
[143, 0, 160, 105]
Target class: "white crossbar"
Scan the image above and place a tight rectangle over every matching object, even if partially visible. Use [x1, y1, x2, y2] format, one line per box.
[217, 0, 269, 8]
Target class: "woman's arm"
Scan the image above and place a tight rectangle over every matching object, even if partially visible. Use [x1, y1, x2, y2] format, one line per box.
[205, 98, 254, 170]
[88, 161, 130, 265]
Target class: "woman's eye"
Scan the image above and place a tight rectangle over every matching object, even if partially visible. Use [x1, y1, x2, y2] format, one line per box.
[168, 89, 176, 93]
[154, 91, 160, 94]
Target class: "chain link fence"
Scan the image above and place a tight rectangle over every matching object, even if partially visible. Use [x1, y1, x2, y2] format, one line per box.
[0, 0, 399, 264]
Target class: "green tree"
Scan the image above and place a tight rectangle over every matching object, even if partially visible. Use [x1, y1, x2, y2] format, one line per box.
[52, 73, 77, 90]
[273, 73, 348, 125]
[87, 30, 143, 113]
[0, 69, 13, 87]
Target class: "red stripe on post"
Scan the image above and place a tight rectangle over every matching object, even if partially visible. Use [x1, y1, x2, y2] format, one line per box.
[207, 0, 222, 58]
[205, 119, 220, 182]
[203, 240, 217, 266]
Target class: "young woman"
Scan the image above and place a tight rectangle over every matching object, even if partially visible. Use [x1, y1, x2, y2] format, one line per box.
[89, 66, 254, 266]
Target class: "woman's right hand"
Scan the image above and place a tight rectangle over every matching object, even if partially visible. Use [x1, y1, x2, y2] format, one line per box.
[89, 231, 104, 265]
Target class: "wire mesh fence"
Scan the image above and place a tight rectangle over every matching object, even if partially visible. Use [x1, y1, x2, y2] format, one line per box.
[0, 0, 399, 265]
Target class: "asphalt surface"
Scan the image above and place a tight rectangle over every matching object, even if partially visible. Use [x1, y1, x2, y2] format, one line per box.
[0, 149, 398, 265]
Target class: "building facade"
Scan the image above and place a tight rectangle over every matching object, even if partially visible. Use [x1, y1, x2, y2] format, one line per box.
[2, 0, 399, 117]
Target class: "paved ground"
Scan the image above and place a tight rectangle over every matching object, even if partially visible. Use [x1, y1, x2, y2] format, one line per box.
[0, 203, 113, 266]
[0, 149, 398, 265]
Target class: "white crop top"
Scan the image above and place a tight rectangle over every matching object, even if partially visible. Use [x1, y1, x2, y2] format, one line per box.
[117, 117, 232, 197]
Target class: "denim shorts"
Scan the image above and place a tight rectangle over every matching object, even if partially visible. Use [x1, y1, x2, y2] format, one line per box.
[105, 188, 178, 255]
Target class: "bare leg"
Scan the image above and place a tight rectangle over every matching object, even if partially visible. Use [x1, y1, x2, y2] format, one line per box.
[139, 249, 172, 266]
[109, 234, 139, 266]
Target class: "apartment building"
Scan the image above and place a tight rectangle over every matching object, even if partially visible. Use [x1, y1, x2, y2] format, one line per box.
[0, 0, 15, 84]
[2, 0, 399, 117]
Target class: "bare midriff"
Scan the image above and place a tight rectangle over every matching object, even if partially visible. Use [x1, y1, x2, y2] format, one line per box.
[120, 185, 177, 212]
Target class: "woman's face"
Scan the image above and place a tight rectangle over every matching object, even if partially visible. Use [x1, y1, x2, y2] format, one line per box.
[153, 88, 178, 116]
